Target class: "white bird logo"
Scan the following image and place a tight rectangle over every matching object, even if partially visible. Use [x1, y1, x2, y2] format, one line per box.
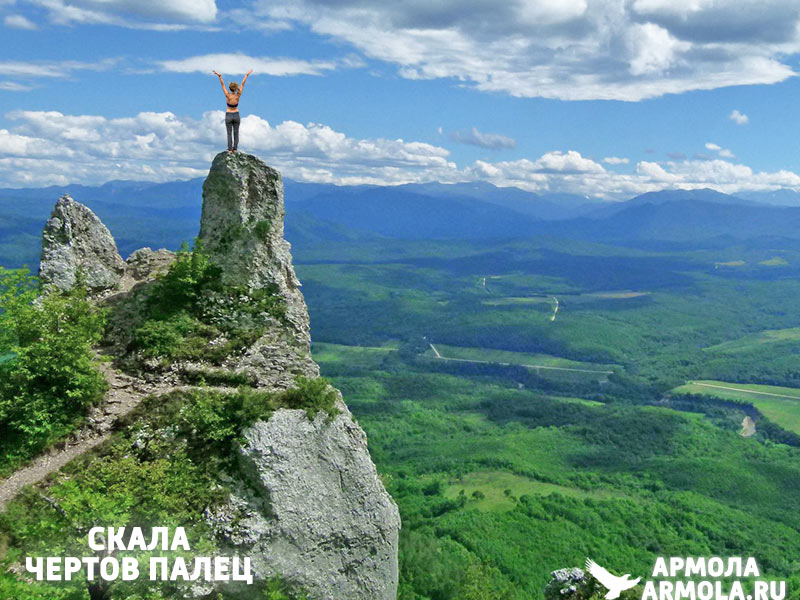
[585, 558, 641, 600]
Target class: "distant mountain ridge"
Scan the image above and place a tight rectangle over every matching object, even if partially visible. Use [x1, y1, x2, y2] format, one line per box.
[3, 179, 800, 268]
[536, 199, 800, 243]
[290, 187, 542, 239]
[583, 188, 760, 220]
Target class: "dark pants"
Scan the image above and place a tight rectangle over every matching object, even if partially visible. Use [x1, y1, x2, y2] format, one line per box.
[225, 111, 240, 150]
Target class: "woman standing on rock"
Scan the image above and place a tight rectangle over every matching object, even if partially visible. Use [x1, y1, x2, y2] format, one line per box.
[212, 69, 253, 153]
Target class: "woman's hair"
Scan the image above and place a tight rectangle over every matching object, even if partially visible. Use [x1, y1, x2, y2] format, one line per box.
[229, 81, 240, 93]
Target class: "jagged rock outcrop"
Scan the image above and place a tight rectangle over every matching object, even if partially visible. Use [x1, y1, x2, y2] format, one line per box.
[35, 154, 401, 599]
[199, 152, 400, 599]
[199, 152, 309, 342]
[209, 400, 400, 600]
[199, 152, 319, 389]
[123, 247, 176, 283]
[39, 194, 126, 293]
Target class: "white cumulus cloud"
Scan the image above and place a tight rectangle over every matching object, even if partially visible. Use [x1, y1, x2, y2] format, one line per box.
[237, 0, 800, 101]
[1, 109, 800, 199]
[626, 23, 689, 76]
[4, 14, 37, 28]
[730, 109, 749, 125]
[0, 109, 457, 186]
[705, 142, 734, 158]
[158, 53, 353, 77]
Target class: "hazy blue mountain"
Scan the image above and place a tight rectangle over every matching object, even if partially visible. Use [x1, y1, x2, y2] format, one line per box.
[285, 209, 380, 246]
[392, 181, 603, 219]
[629, 188, 754, 206]
[283, 179, 378, 203]
[737, 189, 800, 207]
[5, 178, 800, 270]
[283, 179, 603, 220]
[584, 188, 757, 219]
[292, 187, 540, 239]
[539, 199, 800, 243]
[0, 178, 205, 209]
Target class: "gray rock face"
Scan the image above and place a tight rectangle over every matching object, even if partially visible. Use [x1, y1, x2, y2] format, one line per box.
[199, 152, 309, 343]
[544, 567, 587, 600]
[199, 152, 318, 388]
[212, 402, 400, 600]
[39, 194, 125, 293]
[124, 247, 176, 282]
[198, 152, 400, 598]
[229, 318, 320, 391]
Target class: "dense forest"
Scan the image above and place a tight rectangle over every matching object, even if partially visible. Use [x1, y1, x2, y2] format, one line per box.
[3, 194, 800, 597]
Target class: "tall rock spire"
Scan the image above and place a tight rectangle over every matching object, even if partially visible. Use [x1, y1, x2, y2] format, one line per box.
[198, 153, 401, 599]
[199, 151, 310, 343]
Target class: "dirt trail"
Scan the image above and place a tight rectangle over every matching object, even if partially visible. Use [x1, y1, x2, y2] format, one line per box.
[0, 361, 171, 511]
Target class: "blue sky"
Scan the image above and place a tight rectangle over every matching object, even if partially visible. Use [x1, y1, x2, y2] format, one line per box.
[2, 0, 800, 199]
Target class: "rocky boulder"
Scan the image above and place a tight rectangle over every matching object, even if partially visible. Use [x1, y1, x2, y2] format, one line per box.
[545, 568, 589, 599]
[39, 194, 126, 293]
[123, 247, 176, 283]
[211, 402, 400, 600]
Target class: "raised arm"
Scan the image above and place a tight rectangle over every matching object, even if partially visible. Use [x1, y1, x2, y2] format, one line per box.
[212, 70, 227, 95]
[240, 69, 253, 92]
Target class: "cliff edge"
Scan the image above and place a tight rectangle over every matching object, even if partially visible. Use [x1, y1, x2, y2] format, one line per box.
[198, 152, 401, 600]
[33, 151, 401, 600]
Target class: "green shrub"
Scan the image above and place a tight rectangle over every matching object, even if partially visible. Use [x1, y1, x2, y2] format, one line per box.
[129, 242, 286, 365]
[0, 268, 107, 475]
[133, 312, 204, 359]
[142, 376, 338, 462]
[254, 219, 272, 241]
[277, 376, 339, 419]
[264, 577, 309, 600]
[146, 241, 221, 318]
[180, 367, 255, 387]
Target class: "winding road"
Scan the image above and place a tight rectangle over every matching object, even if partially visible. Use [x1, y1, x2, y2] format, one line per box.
[687, 381, 800, 400]
[428, 344, 613, 375]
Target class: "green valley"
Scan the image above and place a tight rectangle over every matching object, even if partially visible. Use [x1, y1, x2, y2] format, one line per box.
[4, 180, 800, 598]
[295, 234, 800, 598]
